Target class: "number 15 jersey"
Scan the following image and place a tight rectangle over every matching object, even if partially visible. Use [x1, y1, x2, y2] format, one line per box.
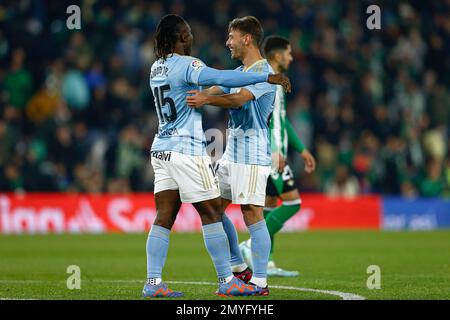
[150, 54, 208, 156]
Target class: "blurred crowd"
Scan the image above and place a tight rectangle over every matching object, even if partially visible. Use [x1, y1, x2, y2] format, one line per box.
[0, 0, 449, 197]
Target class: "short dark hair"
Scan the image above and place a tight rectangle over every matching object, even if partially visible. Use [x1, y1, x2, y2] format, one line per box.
[154, 14, 187, 60]
[228, 16, 264, 47]
[263, 35, 290, 59]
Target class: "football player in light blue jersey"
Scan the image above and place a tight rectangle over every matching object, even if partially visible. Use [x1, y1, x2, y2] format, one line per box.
[218, 60, 275, 166]
[240, 36, 317, 278]
[150, 52, 288, 157]
[144, 14, 291, 298]
[187, 16, 287, 296]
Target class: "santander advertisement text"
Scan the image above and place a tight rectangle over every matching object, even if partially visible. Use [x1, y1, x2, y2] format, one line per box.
[0, 193, 381, 234]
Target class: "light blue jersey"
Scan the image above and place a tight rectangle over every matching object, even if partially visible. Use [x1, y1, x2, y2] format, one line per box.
[150, 54, 272, 156]
[150, 54, 207, 156]
[221, 59, 276, 166]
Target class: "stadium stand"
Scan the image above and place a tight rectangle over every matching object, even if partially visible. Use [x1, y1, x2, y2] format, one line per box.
[0, 0, 448, 197]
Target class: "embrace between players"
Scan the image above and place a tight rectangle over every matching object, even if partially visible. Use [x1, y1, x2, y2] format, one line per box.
[144, 14, 316, 298]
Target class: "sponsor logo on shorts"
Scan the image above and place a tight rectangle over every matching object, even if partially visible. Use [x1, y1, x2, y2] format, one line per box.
[152, 151, 172, 161]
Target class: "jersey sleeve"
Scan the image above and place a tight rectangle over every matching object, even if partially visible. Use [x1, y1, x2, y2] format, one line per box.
[243, 82, 273, 100]
[217, 66, 242, 94]
[286, 120, 306, 153]
[183, 57, 208, 85]
[197, 67, 268, 87]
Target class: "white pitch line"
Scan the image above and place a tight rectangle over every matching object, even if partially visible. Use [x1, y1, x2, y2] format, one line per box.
[0, 279, 366, 300]
[269, 285, 365, 300]
[165, 281, 366, 300]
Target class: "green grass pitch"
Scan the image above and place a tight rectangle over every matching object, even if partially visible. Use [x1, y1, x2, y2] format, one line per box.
[1, 231, 449, 300]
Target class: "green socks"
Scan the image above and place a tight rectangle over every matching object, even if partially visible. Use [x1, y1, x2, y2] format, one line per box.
[264, 201, 301, 260]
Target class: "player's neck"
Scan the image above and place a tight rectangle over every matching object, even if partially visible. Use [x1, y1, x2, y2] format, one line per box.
[173, 43, 186, 56]
[268, 60, 281, 73]
[242, 48, 264, 69]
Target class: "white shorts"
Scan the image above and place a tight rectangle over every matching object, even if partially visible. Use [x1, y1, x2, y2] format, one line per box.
[216, 158, 271, 206]
[151, 151, 220, 203]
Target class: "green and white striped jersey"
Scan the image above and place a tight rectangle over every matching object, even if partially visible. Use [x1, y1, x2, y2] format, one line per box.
[270, 85, 289, 159]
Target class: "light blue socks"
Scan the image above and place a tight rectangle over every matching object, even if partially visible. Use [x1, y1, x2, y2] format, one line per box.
[222, 214, 246, 269]
[147, 221, 237, 284]
[202, 222, 233, 281]
[248, 219, 270, 286]
[146, 224, 170, 279]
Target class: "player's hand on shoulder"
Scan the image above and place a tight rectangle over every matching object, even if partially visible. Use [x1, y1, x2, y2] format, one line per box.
[186, 90, 207, 108]
[268, 73, 291, 93]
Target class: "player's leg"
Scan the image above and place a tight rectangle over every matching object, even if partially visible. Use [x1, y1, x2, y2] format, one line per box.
[264, 165, 301, 257]
[238, 188, 278, 269]
[193, 198, 232, 282]
[153, 189, 182, 228]
[146, 190, 181, 281]
[192, 197, 233, 285]
[263, 163, 301, 277]
[175, 154, 259, 296]
[220, 198, 246, 270]
[216, 161, 251, 278]
[172, 154, 231, 284]
[266, 188, 301, 240]
[220, 197, 232, 213]
[192, 197, 260, 296]
[264, 195, 278, 215]
[144, 189, 184, 298]
[241, 203, 271, 295]
[143, 154, 185, 298]
[263, 195, 279, 261]
[228, 162, 271, 295]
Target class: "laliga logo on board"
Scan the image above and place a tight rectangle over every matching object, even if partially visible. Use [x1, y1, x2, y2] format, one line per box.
[0, 196, 106, 234]
[0, 196, 157, 234]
